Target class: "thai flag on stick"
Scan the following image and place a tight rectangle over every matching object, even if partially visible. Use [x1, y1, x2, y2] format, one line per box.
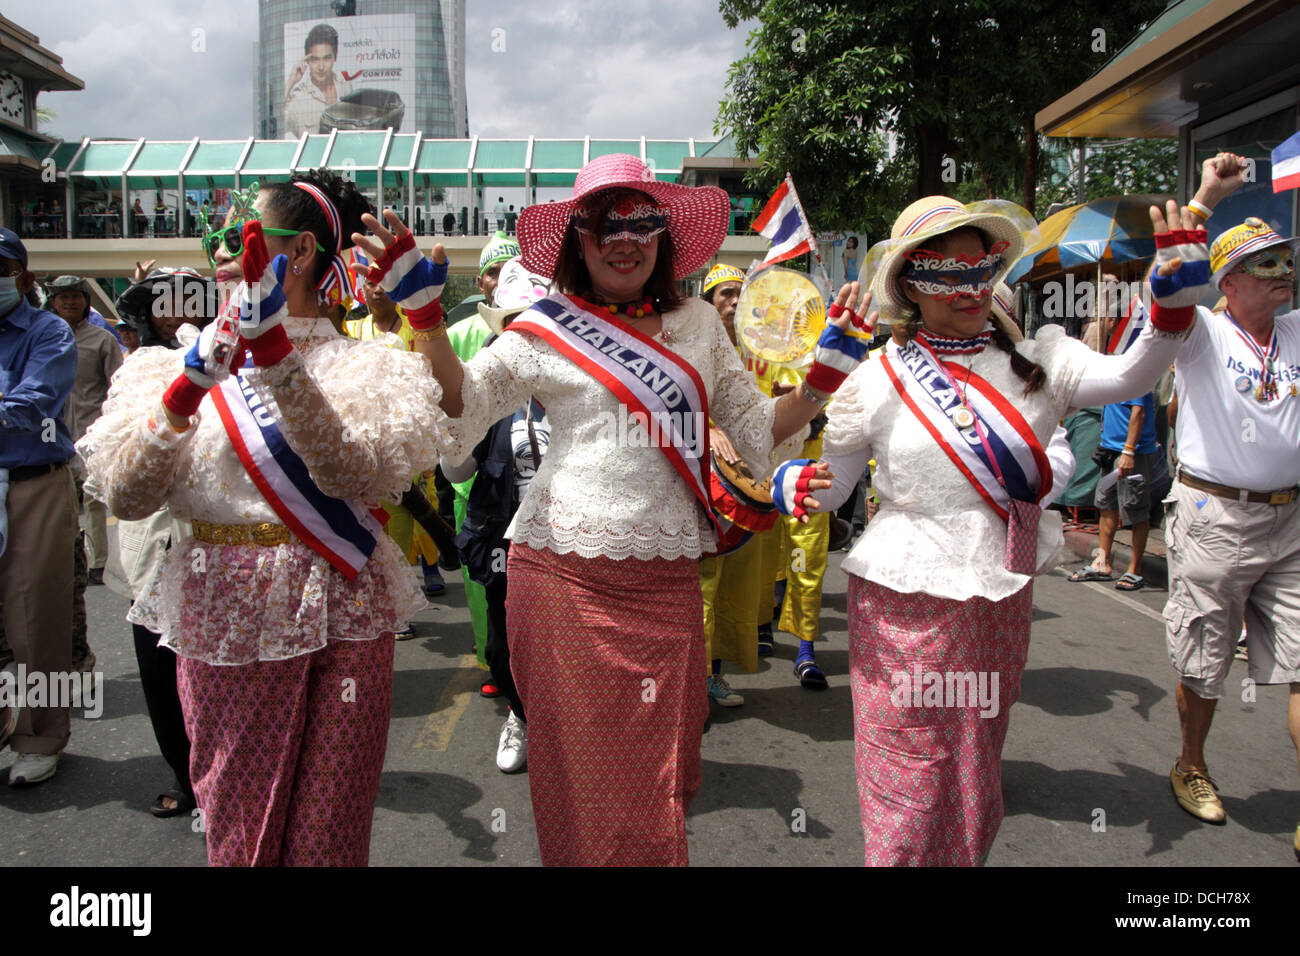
[350, 247, 370, 304]
[1106, 294, 1147, 355]
[752, 174, 817, 266]
[1271, 131, 1300, 193]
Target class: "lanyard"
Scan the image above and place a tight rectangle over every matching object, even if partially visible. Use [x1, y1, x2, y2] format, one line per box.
[1224, 310, 1279, 400]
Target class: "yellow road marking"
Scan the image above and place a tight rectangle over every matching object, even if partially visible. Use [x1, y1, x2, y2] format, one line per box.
[413, 653, 481, 751]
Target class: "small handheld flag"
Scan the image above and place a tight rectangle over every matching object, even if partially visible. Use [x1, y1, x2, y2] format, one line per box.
[1271, 131, 1300, 193]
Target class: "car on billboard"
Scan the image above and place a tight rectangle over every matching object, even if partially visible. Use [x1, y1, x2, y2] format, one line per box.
[319, 89, 405, 132]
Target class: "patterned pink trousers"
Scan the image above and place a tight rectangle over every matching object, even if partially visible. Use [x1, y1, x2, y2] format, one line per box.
[176, 637, 395, 866]
[506, 544, 708, 866]
[847, 576, 1032, 866]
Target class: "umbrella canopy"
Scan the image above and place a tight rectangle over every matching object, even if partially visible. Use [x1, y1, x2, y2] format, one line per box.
[1006, 193, 1172, 285]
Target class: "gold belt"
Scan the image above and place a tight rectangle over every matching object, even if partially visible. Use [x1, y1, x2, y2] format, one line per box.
[191, 520, 293, 546]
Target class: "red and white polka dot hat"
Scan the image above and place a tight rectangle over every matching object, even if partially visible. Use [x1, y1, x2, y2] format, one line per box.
[517, 153, 729, 280]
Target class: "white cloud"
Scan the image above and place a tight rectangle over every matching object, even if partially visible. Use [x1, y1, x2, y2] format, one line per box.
[20, 1, 752, 141]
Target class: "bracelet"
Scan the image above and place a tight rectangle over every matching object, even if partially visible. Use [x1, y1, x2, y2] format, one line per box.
[798, 380, 831, 407]
[1187, 199, 1212, 221]
[1122, 446, 1136, 454]
[411, 324, 448, 342]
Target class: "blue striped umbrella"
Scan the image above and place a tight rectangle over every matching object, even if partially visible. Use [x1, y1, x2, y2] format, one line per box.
[1006, 193, 1172, 285]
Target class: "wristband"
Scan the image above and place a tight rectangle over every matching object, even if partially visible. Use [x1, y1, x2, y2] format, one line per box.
[406, 298, 445, 331]
[161, 375, 208, 421]
[1187, 199, 1212, 221]
[1122, 446, 1136, 454]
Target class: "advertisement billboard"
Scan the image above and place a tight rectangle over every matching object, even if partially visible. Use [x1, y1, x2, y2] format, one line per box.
[282, 14, 415, 138]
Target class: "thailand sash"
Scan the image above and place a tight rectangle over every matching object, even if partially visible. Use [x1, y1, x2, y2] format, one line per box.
[210, 372, 385, 580]
[508, 294, 720, 532]
[881, 338, 1053, 521]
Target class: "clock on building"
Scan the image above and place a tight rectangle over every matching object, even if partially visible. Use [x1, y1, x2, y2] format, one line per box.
[0, 71, 26, 125]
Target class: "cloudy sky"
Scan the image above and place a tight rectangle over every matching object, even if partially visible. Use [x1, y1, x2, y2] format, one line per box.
[22, 1, 753, 142]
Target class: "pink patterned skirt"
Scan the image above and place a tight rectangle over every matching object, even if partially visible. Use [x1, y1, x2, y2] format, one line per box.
[177, 636, 395, 866]
[506, 544, 708, 866]
[847, 576, 1032, 866]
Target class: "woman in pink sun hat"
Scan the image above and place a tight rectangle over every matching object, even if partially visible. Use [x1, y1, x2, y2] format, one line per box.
[354, 152, 876, 866]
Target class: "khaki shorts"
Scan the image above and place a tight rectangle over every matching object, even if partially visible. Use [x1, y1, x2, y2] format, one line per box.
[1163, 480, 1300, 699]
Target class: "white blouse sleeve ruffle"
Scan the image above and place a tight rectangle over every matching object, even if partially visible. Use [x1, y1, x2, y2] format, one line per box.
[260, 336, 449, 503]
[78, 345, 192, 521]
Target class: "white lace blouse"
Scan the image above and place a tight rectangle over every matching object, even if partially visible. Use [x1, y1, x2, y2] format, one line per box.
[77, 316, 447, 664]
[820, 323, 1184, 602]
[441, 296, 807, 561]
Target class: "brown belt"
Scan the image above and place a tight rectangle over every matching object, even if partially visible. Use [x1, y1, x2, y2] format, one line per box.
[1178, 471, 1299, 506]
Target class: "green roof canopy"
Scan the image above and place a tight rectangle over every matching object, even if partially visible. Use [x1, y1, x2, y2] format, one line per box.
[48, 134, 717, 194]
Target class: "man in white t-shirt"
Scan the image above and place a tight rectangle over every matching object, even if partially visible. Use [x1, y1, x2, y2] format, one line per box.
[1160, 156, 1300, 857]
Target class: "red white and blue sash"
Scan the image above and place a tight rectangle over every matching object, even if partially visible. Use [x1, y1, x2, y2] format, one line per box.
[210, 372, 385, 580]
[881, 339, 1052, 521]
[508, 294, 719, 531]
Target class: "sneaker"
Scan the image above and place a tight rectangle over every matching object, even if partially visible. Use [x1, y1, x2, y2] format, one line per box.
[394, 623, 417, 641]
[87, 567, 105, 586]
[1234, 641, 1248, 662]
[757, 623, 774, 657]
[707, 674, 744, 707]
[480, 680, 500, 699]
[496, 711, 527, 773]
[9, 752, 59, 787]
[1169, 761, 1226, 824]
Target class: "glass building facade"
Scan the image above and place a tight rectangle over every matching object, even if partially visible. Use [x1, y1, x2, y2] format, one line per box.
[256, 0, 467, 140]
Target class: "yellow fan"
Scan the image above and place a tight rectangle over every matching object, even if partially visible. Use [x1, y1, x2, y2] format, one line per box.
[735, 265, 825, 366]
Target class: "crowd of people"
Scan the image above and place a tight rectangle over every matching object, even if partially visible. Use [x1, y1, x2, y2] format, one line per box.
[1, 148, 1297, 866]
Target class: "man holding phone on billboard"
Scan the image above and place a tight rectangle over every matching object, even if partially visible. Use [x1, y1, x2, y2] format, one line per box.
[284, 23, 352, 137]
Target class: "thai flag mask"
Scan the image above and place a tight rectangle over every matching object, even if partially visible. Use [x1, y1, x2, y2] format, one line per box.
[903, 241, 1009, 301]
[573, 197, 669, 245]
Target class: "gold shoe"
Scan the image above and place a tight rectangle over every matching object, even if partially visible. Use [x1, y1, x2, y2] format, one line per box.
[1293, 824, 1299, 863]
[1170, 762, 1226, 824]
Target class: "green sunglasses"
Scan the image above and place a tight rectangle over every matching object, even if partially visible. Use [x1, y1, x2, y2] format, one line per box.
[203, 220, 326, 265]
[197, 180, 326, 266]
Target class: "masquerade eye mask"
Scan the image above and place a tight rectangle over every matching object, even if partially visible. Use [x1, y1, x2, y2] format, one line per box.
[1238, 247, 1295, 280]
[573, 197, 669, 245]
[903, 241, 1009, 301]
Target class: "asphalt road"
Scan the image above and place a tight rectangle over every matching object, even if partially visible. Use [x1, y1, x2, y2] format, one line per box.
[1, 531, 1296, 867]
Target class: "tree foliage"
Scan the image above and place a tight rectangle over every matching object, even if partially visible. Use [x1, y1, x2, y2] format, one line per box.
[717, 0, 1168, 234]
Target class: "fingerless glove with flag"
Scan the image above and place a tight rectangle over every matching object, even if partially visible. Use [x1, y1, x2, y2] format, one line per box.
[1148, 226, 1210, 333]
[237, 221, 293, 366]
[367, 232, 447, 330]
[805, 303, 872, 395]
[770, 458, 820, 520]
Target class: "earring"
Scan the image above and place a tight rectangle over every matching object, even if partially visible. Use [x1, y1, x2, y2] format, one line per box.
[292, 264, 303, 275]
